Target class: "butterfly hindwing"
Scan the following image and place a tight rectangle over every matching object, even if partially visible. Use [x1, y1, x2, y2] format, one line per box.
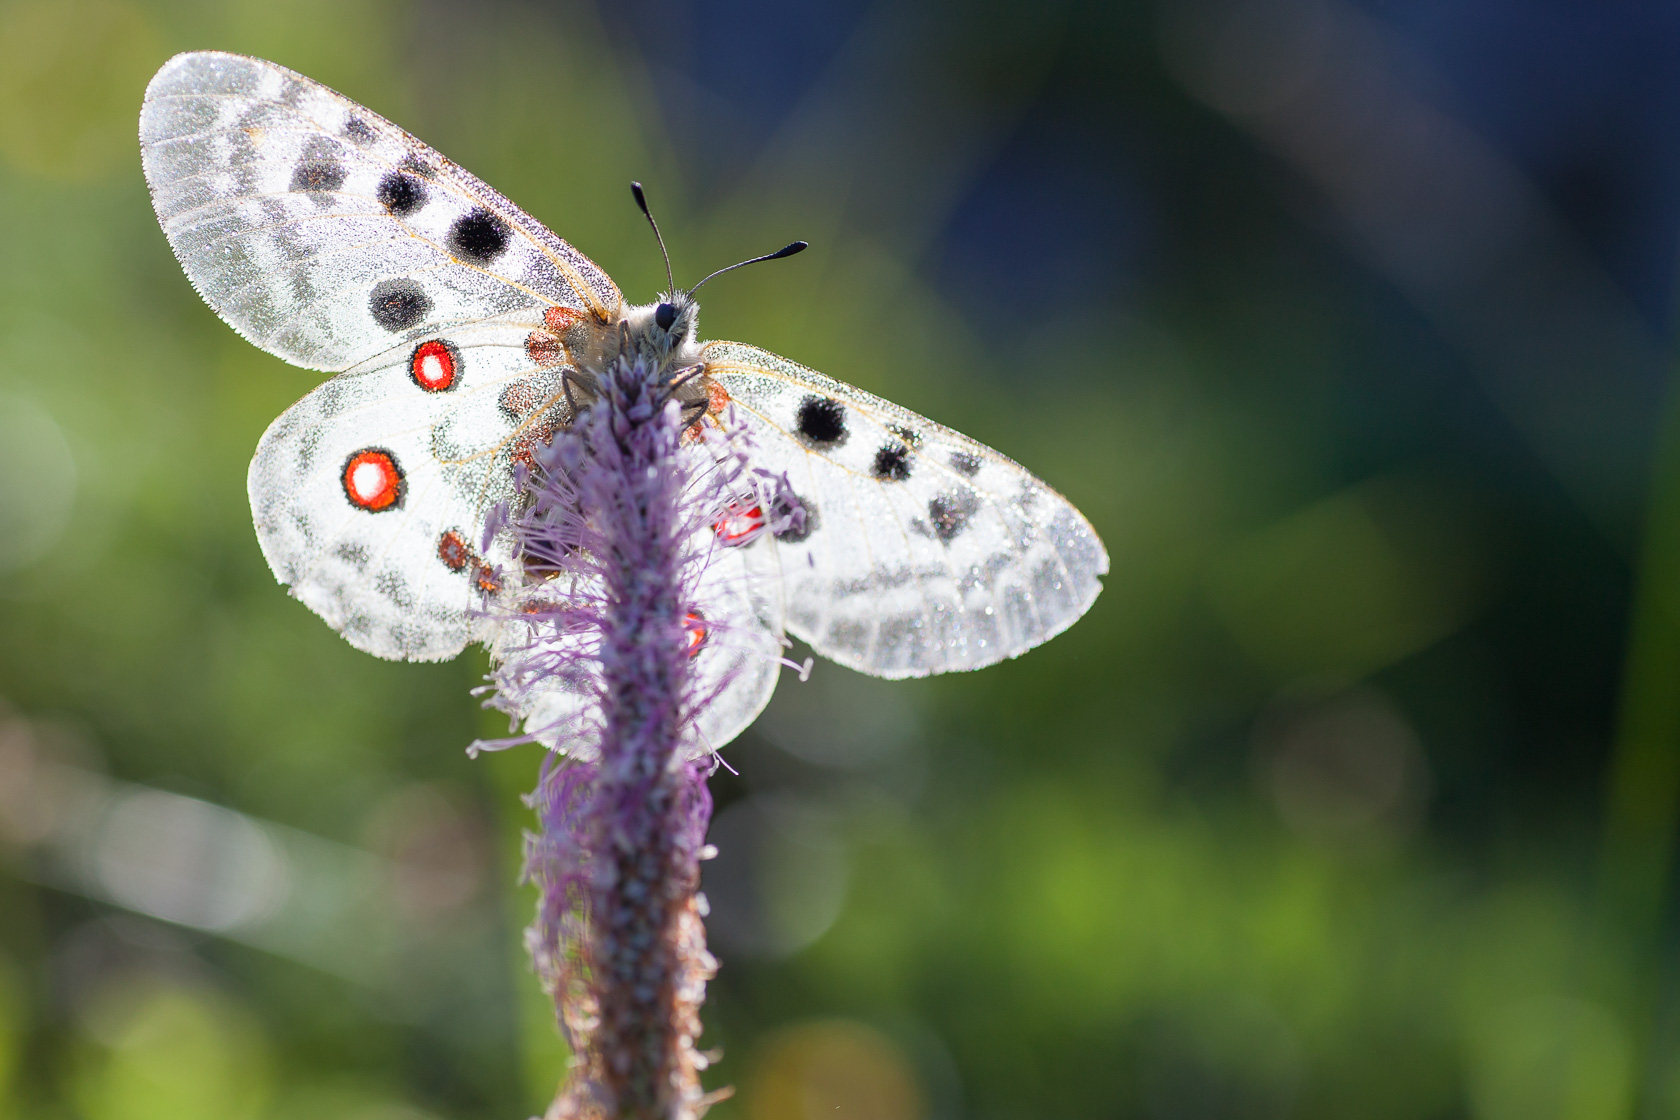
[702, 342, 1108, 678]
[683, 465, 788, 746]
[249, 314, 570, 661]
[139, 51, 620, 374]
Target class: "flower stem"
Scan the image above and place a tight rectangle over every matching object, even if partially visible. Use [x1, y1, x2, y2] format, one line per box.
[521, 354, 721, 1120]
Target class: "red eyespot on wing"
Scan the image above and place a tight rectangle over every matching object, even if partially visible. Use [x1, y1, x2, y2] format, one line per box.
[409, 339, 459, 391]
[510, 417, 563, 470]
[343, 449, 404, 511]
[712, 500, 765, 545]
[438, 529, 472, 571]
[683, 611, 708, 657]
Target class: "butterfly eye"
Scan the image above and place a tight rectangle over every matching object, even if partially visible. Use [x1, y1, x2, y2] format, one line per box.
[655, 302, 677, 331]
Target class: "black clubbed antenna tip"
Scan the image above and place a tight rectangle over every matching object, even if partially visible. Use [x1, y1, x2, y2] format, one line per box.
[764, 240, 809, 260]
[630, 180, 676, 296]
[690, 240, 809, 294]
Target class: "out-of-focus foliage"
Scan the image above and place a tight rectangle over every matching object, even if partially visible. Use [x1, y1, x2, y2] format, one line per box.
[1, 0, 1679, 1117]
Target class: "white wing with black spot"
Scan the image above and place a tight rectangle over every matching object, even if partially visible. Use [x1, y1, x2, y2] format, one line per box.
[703, 341, 1108, 678]
[248, 313, 567, 661]
[139, 50, 620, 373]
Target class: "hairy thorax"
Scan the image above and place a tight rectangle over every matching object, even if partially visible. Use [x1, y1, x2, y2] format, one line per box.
[525, 293, 713, 423]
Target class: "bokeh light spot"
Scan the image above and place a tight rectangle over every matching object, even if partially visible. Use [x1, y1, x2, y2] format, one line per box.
[75, 975, 272, 1120]
[747, 1019, 925, 1120]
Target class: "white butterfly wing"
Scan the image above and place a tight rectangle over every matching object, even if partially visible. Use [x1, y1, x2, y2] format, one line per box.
[703, 342, 1108, 678]
[139, 51, 619, 373]
[684, 496, 788, 747]
[249, 314, 567, 660]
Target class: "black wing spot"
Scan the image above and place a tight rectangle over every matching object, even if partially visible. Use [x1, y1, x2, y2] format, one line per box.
[290, 159, 346, 195]
[376, 171, 427, 216]
[344, 116, 376, 146]
[369, 278, 432, 331]
[873, 443, 913, 482]
[448, 208, 511, 264]
[928, 492, 979, 542]
[949, 450, 982, 477]
[399, 154, 435, 179]
[797, 396, 847, 446]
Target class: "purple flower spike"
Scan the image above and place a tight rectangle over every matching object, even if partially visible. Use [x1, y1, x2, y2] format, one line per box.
[491, 352, 759, 1119]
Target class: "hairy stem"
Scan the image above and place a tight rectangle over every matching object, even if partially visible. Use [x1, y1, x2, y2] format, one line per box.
[524, 355, 719, 1120]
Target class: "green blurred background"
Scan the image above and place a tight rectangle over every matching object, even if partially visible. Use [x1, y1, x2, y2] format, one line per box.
[5, 0, 1680, 1117]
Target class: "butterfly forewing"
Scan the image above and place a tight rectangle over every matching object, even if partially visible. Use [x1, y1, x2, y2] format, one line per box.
[139, 51, 620, 373]
[702, 342, 1109, 678]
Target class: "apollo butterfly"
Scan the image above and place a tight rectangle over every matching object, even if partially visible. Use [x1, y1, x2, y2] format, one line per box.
[139, 52, 1108, 747]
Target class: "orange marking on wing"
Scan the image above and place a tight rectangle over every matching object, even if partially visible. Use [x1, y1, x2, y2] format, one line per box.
[437, 530, 473, 572]
[544, 306, 585, 333]
[683, 611, 708, 657]
[526, 330, 565, 365]
[681, 379, 734, 444]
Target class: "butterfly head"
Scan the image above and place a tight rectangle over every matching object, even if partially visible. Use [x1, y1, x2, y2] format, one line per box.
[653, 291, 697, 342]
[623, 290, 699, 362]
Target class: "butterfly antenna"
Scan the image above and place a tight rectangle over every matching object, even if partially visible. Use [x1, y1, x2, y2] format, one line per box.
[630, 181, 676, 297]
[689, 241, 808, 294]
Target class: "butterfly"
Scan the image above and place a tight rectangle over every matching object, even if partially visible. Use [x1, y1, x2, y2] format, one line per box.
[138, 51, 1108, 748]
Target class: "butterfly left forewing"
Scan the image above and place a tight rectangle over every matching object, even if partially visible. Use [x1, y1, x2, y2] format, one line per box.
[140, 51, 621, 374]
[701, 342, 1108, 678]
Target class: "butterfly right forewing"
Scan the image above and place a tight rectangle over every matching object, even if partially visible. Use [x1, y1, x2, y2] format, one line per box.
[702, 342, 1108, 678]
